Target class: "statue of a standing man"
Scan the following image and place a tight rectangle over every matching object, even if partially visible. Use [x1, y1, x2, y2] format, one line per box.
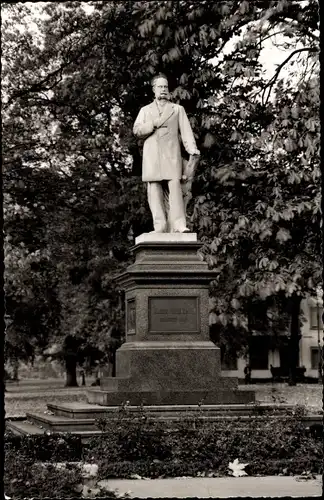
[133, 74, 200, 233]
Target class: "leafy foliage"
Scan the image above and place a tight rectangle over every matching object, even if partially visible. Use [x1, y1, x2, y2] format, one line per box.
[2, 0, 320, 376]
[84, 406, 323, 478]
[4, 433, 83, 462]
[4, 450, 83, 499]
[4, 405, 322, 489]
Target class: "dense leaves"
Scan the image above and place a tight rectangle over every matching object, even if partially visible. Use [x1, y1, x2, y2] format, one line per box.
[2, 1, 320, 382]
[86, 406, 323, 477]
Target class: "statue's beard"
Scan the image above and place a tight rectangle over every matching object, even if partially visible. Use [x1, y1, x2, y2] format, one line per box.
[157, 95, 169, 101]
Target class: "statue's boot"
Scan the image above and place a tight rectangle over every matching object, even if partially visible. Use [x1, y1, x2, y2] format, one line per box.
[173, 227, 190, 233]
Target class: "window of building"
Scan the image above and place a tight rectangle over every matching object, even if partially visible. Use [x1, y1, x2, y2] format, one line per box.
[309, 307, 323, 330]
[221, 347, 238, 370]
[310, 347, 320, 369]
[279, 344, 293, 371]
[249, 336, 269, 370]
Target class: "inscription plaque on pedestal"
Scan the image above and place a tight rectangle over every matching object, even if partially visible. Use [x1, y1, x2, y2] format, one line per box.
[149, 296, 199, 333]
[127, 299, 136, 335]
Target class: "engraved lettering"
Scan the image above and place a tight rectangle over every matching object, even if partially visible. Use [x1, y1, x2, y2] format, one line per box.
[149, 297, 199, 333]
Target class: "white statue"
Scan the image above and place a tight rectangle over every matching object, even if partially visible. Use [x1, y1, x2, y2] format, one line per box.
[133, 73, 200, 233]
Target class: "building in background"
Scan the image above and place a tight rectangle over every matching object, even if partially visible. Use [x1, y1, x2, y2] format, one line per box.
[220, 296, 323, 381]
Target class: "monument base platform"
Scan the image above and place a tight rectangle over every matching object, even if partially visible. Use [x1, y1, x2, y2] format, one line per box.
[8, 402, 318, 443]
[86, 388, 255, 406]
[87, 341, 255, 406]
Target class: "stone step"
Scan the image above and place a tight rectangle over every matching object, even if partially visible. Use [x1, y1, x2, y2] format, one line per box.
[7, 412, 322, 442]
[41, 404, 323, 430]
[101, 376, 238, 392]
[86, 388, 255, 406]
[25, 412, 99, 432]
[47, 401, 298, 420]
[6, 420, 47, 436]
[6, 420, 105, 442]
[7, 407, 322, 444]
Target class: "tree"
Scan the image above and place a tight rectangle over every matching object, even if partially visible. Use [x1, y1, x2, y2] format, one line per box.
[2, 1, 319, 385]
[194, 55, 320, 384]
[4, 196, 61, 374]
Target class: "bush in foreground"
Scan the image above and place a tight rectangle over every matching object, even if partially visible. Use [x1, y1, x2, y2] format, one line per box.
[5, 433, 83, 462]
[4, 434, 116, 499]
[4, 406, 323, 498]
[4, 448, 84, 499]
[83, 406, 323, 478]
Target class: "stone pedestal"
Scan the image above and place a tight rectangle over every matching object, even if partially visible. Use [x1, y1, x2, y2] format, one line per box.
[87, 233, 254, 406]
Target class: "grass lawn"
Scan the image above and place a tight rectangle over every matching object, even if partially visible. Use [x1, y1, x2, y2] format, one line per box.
[4, 380, 323, 417]
[5, 378, 94, 417]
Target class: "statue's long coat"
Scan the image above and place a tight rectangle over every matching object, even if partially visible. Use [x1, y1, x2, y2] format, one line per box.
[133, 100, 198, 182]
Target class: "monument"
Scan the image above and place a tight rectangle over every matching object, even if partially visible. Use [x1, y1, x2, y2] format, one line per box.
[87, 74, 255, 406]
[6, 75, 257, 439]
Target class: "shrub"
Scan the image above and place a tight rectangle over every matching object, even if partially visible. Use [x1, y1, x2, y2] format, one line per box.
[97, 459, 219, 479]
[4, 448, 83, 499]
[4, 435, 121, 498]
[83, 408, 323, 478]
[4, 433, 82, 461]
[4, 407, 323, 492]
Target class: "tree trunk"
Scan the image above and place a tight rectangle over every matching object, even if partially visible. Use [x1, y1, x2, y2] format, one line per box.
[12, 357, 19, 381]
[288, 294, 302, 386]
[65, 355, 78, 387]
[130, 148, 142, 177]
[112, 350, 116, 377]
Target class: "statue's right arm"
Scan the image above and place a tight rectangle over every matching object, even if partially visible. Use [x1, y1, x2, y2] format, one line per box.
[133, 108, 155, 139]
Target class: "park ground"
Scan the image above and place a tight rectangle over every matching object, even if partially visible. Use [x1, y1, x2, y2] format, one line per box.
[100, 475, 323, 498]
[4, 379, 323, 417]
[4, 380, 323, 498]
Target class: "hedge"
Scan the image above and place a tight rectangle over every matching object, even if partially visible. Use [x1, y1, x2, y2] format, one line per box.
[83, 408, 323, 478]
[4, 406, 323, 498]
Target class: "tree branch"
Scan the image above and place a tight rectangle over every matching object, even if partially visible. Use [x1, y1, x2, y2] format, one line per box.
[262, 47, 318, 105]
[259, 30, 287, 45]
[6, 35, 100, 105]
[272, 14, 319, 42]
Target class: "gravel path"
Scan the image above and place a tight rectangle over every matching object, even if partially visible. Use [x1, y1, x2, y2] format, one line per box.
[239, 383, 322, 411]
[100, 476, 323, 498]
[5, 380, 90, 417]
[5, 393, 88, 418]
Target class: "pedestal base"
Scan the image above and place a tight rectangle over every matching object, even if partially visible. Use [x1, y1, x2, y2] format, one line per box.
[88, 235, 255, 407]
[112, 341, 236, 390]
[88, 341, 255, 405]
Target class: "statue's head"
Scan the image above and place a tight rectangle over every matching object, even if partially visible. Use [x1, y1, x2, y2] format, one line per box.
[151, 73, 169, 100]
